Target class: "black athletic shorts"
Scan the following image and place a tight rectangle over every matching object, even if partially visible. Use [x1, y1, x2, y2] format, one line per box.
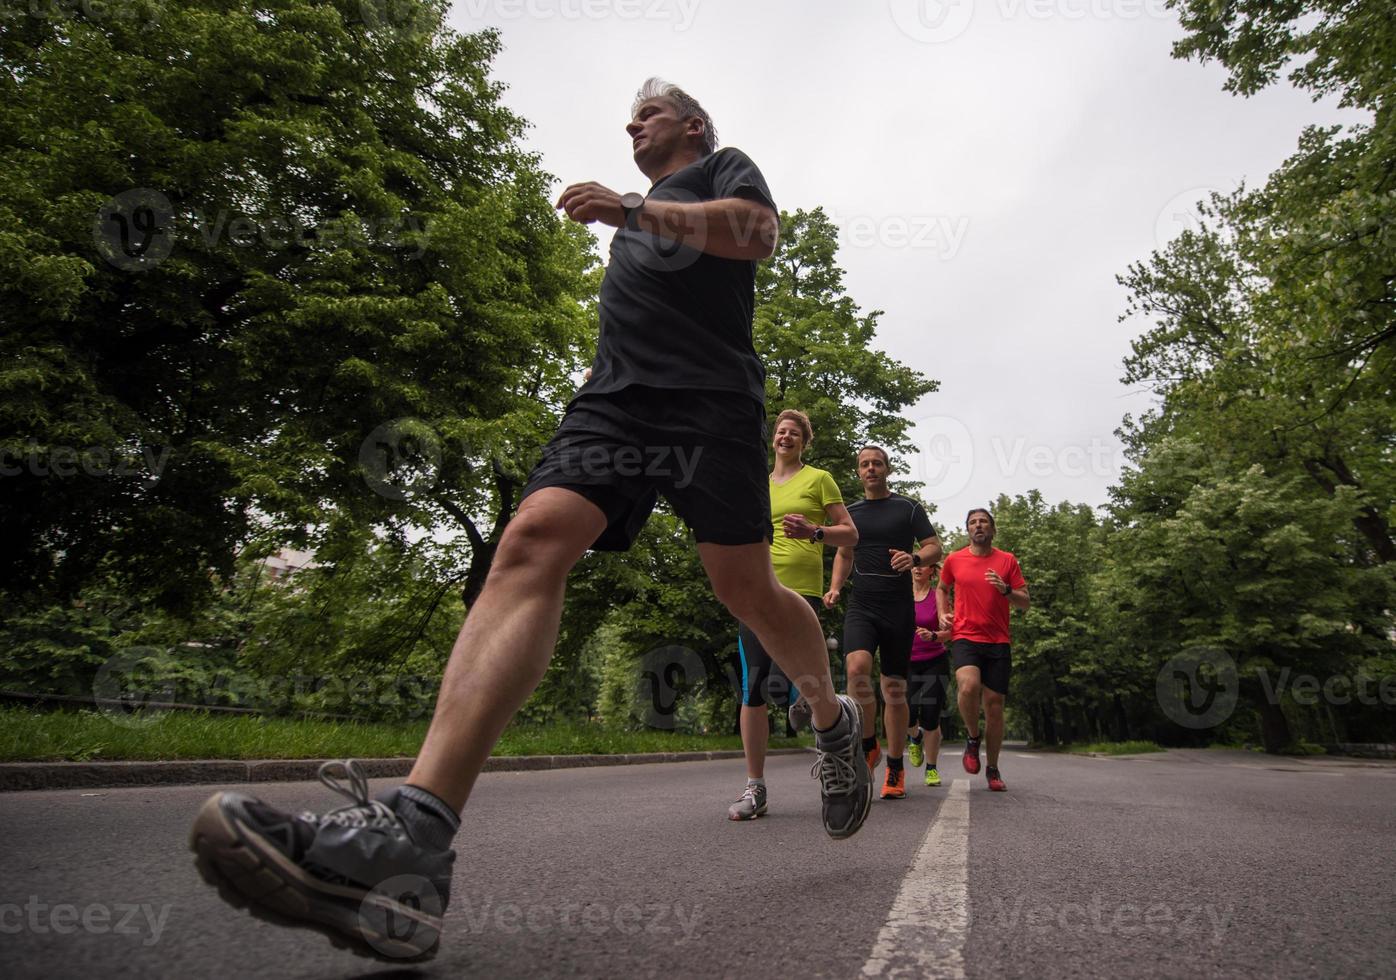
[952, 639, 1012, 695]
[842, 600, 914, 680]
[907, 655, 950, 729]
[736, 594, 824, 708]
[521, 385, 771, 552]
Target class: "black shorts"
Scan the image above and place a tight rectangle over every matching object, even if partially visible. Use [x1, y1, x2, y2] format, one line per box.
[521, 386, 771, 552]
[842, 601, 914, 679]
[952, 639, 1012, 695]
[736, 594, 824, 707]
[907, 656, 950, 729]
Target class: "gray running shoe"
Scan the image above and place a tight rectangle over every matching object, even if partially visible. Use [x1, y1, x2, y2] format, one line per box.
[189, 760, 454, 961]
[727, 783, 768, 821]
[787, 697, 813, 733]
[811, 694, 873, 839]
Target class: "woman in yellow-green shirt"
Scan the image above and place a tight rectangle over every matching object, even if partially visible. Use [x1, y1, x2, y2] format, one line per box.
[728, 409, 859, 821]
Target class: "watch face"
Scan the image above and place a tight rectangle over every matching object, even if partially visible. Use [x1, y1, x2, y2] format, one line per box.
[620, 192, 644, 210]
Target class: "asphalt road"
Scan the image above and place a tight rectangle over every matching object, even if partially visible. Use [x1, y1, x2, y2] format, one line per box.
[4, 747, 1396, 979]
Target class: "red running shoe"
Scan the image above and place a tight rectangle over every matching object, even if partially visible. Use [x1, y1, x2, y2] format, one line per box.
[986, 766, 1006, 792]
[962, 736, 981, 775]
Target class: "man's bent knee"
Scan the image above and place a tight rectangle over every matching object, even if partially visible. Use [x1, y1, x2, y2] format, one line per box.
[491, 514, 584, 584]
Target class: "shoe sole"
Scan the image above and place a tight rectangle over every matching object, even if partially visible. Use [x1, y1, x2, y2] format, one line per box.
[728, 804, 769, 821]
[824, 695, 874, 840]
[189, 793, 440, 962]
[963, 750, 981, 775]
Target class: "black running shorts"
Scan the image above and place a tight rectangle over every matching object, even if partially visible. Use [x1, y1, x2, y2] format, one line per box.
[736, 594, 824, 707]
[521, 386, 772, 552]
[951, 639, 1012, 695]
[842, 600, 914, 680]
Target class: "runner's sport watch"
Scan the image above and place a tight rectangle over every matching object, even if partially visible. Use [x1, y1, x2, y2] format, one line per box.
[813, 527, 825, 542]
[620, 192, 645, 231]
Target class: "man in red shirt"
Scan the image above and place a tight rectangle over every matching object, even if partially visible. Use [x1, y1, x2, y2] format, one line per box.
[936, 508, 1029, 791]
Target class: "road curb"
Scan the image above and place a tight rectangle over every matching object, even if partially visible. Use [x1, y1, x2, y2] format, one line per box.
[0, 747, 813, 792]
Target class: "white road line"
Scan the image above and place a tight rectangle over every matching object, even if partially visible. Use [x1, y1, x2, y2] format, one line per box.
[861, 779, 970, 979]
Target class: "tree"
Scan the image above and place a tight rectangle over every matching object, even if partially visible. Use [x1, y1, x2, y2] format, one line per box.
[0, 0, 598, 615]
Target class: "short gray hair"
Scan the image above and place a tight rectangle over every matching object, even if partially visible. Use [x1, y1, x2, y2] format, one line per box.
[632, 77, 718, 156]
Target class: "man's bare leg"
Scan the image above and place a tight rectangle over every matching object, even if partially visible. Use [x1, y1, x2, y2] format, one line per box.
[407, 488, 606, 812]
[983, 688, 1006, 768]
[698, 542, 839, 730]
[845, 650, 877, 740]
[699, 541, 872, 839]
[882, 675, 908, 759]
[955, 665, 983, 740]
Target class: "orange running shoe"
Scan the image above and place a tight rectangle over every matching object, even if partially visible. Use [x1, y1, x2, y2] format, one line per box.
[865, 742, 882, 774]
[880, 764, 906, 799]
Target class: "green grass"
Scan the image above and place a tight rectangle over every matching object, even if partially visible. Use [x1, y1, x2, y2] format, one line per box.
[0, 707, 809, 762]
[1065, 739, 1164, 756]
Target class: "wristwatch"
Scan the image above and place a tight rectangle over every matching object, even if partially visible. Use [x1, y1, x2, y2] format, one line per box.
[620, 192, 645, 231]
[813, 527, 825, 542]
[911, 554, 922, 567]
[998, 583, 1011, 595]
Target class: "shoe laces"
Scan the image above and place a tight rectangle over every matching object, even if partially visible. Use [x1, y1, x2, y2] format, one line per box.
[811, 744, 858, 796]
[303, 760, 401, 830]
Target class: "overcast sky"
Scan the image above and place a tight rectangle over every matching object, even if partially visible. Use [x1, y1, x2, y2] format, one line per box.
[444, 0, 1367, 525]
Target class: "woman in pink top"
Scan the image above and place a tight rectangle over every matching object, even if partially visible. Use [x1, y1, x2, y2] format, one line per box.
[906, 561, 952, 786]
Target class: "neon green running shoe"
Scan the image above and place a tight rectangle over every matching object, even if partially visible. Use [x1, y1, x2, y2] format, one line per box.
[908, 740, 924, 768]
[924, 765, 941, 787]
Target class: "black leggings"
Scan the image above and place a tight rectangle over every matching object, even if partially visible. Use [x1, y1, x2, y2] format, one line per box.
[907, 657, 950, 730]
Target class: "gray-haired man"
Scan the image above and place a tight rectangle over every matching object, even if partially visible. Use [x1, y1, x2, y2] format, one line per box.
[190, 78, 872, 962]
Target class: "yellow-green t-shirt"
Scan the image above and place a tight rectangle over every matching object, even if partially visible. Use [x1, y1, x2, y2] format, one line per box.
[769, 464, 844, 597]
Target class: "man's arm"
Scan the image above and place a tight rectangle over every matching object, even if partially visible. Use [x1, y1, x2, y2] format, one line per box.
[985, 569, 1030, 611]
[556, 182, 778, 260]
[825, 546, 853, 608]
[888, 534, 942, 572]
[915, 534, 943, 568]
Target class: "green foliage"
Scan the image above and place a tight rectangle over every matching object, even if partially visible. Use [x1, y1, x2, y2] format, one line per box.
[0, 0, 597, 613]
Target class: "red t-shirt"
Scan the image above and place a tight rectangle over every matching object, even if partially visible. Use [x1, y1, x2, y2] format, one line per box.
[939, 547, 1026, 644]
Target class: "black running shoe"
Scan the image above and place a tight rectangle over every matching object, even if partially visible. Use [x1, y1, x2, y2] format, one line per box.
[189, 760, 454, 961]
[812, 694, 873, 839]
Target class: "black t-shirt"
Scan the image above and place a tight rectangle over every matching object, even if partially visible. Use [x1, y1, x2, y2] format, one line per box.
[579, 148, 777, 405]
[846, 494, 937, 607]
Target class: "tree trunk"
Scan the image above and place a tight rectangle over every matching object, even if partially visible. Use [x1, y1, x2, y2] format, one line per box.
[1254, 692, 1292, 753]
[1113, 694, 1131, 741]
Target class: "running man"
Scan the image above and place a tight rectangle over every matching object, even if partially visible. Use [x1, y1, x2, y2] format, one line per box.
[906, 559, 952, 787]
[828, 446, 942, 800]
[728, 409, 857, 820]
[937, 508, 1030, 792]
[189, 79, 873, 962]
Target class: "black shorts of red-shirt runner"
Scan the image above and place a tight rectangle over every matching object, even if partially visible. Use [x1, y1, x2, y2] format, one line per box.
[952, 639, 1012, 696]
[842, 601, 914, 680]
[520, 385, 772, 551]
[907, 655, 950, 730]
[736, 594, 824, 708]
